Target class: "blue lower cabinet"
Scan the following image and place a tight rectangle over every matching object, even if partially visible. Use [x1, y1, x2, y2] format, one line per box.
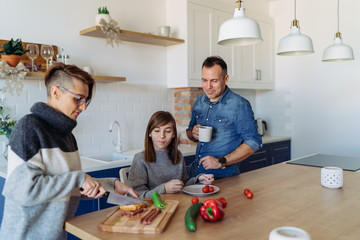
[240, 140, 291, 173]
[67, 165, 129, 240]
[184, 155, 195, 166]
[240, 148, 270, 173]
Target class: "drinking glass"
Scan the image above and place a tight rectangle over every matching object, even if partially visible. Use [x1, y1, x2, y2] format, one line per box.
[40, 45, 54, 70]
[26, 44, 39, 72]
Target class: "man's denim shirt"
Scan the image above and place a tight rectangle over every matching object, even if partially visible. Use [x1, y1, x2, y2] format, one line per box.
[187, 86, 262, 179]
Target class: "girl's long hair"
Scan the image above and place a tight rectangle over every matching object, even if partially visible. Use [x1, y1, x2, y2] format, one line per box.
[144, 111, 181, 164]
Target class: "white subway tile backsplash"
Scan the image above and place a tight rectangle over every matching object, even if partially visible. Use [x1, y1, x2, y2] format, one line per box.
[1, 80, 172, 156]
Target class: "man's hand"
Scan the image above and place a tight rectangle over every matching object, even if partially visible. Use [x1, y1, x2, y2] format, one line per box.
[187, 124, 201, 142]
[164, 179, 184, 193]
[114, 179, 139, 199]
[199, 156, 221, 170]
[81, 173, 106, 198]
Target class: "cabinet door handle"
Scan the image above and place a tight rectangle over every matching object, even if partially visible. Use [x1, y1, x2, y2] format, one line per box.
[259, 70, 261, 80]
[253, 150, 267, 155]
[249, 158, 267, 164]
[274, 146, 289, 151]
[255, 70, 259, 80]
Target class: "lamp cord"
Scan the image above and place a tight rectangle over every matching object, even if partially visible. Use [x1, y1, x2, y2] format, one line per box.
[337, 0, 340, 33]
[294, 0, 296, 19]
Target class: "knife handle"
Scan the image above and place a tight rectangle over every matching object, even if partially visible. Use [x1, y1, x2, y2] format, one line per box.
[79, 188, 110, 198]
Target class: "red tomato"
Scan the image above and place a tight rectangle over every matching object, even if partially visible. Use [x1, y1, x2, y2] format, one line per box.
[191, 196, 199, 204]
[246, 191, 254, 199]
[208, 186, 214, 192]
[244, 189, 251, 195]
[216, 197, 227, 208]
[202, 185, 209, 193]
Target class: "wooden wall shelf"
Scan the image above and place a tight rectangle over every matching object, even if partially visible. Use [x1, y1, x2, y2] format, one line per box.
[25, 72, 125, 83]
[80, 26, 185, 46]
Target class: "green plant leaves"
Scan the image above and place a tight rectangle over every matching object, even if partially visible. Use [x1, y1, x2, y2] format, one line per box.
[0, 38, 28, 55]
[97, 6, 109, 14]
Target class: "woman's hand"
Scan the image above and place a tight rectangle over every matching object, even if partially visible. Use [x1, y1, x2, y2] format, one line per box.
[164, 179, 184, 193]
[198, 174, 214, 185]
[114, 179, 139, 199]
[114, 179, 139, 198]
[80, 173, 106, 198]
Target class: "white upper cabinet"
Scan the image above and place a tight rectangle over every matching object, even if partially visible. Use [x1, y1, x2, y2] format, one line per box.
[187, 3, 212, 86]
[229, 14, 275, 89]
[186, 2, 274, 89]
[188, 3, 236, 87]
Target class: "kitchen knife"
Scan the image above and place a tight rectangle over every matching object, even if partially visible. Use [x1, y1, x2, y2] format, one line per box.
[79, 188, 149, 206]
[105, 191, 150, 206]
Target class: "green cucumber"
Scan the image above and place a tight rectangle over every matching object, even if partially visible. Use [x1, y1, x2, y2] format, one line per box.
[185, 203, 203, 232]
[152, 192, 165, 209]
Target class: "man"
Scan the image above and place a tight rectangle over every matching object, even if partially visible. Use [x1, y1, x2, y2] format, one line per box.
[0, 63, 138, 240]
[187, 56, 262, 179]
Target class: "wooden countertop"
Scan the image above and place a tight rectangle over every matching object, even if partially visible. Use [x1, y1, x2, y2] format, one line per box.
[65, 163, 360, 240]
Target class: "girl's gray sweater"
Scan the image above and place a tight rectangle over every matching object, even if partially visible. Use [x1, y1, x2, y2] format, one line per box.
[127, 150, 197, 199]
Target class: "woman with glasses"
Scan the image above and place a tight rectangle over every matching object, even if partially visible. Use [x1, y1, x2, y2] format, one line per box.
[0, 63, 139, 240]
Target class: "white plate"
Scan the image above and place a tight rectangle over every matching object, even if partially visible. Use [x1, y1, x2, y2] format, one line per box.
[182, 184, 220, 197]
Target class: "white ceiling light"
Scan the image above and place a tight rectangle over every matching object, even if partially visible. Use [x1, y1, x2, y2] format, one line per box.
[277, 0, 314, 56]
[322, 0, 354, 62]
[218, 0, 262, 46]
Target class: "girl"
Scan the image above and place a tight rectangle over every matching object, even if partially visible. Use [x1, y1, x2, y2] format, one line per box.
[127, 111, 214, 199]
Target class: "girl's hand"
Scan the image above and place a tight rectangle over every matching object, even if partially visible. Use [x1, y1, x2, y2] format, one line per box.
[114, 179, 139, 199]
[81, 173, 106, 198]
[164, 179, 184, 193]
[198, 174, 214, 185]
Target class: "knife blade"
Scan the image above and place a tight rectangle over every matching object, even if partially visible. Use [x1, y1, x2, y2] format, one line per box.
[104, 191, 150, 206]
[79, 188, 149, 206]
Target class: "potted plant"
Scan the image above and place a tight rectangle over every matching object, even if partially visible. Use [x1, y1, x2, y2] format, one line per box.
[95, 6, 111, 26]
[0, 104, 16, 160]
[0, 38, 28, 67]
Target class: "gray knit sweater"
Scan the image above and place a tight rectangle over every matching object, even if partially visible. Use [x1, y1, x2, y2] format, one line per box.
[127, 150, 197, 199]
[0, 102, 116, 240]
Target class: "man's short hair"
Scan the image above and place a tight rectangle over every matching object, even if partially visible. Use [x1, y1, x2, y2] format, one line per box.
[202, 56, 227, 77]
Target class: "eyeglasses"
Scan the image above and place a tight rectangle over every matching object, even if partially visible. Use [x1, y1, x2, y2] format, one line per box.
[57, 86, 90, 107]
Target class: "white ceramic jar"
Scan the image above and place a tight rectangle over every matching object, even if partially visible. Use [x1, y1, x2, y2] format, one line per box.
[95, 14, 111, 26]
[321, 166, 343, 188]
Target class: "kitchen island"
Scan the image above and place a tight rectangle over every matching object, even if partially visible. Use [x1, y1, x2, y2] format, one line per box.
[65, 162, 360, 240]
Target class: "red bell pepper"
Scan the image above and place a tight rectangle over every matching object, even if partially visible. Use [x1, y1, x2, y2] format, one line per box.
[200, 199, 225, 222]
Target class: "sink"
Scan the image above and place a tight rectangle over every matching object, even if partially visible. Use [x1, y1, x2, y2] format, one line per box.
[85, 153, 132, 162]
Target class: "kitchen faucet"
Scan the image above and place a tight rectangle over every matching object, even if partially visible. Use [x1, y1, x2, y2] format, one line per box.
[109, 121, 122, 153]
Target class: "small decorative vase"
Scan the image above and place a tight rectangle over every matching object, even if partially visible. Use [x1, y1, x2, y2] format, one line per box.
[1, 54, 21, 67]
[95, 14, 111, 26]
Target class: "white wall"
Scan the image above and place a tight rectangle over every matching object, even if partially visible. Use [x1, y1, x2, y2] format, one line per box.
[263, 0, 360, 158]
[0, 0, 174, 156]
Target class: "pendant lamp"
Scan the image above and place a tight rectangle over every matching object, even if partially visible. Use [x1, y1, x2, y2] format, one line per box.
[322, 0, 354, 61]
[218, 0, 262, 46]
[277, 0, 314, 56]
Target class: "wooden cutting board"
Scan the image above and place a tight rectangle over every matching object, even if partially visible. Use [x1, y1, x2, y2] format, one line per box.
[98, 200, 179, 234]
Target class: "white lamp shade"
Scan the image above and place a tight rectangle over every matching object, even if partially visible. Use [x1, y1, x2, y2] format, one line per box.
[322, 37, 354, 61]
[277, 26, 314, 56]
[218, 8, 262, 46]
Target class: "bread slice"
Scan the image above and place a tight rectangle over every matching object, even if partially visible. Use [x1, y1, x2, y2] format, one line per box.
[119, 203, 147, 211]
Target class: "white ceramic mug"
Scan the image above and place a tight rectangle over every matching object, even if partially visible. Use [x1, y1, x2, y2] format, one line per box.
[269, 226, 311, 240]
[158, 26, 171, 37]
[199, 126, 213, 142]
